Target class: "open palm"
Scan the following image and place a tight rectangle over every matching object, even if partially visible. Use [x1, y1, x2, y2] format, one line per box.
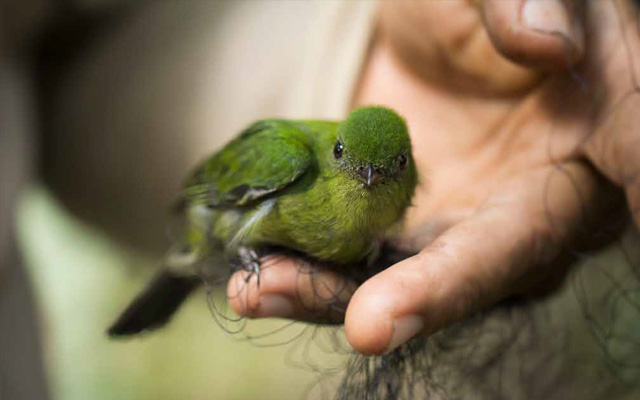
[228, 0, 640, 356]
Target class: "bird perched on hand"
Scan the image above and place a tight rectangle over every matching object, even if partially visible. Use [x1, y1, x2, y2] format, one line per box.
[108, 106, 418, 336]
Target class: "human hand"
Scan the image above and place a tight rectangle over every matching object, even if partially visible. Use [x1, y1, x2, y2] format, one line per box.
[227, 0, 640, 355]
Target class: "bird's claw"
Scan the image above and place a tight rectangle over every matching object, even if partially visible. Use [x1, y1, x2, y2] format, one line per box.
[238, 247, 261, 287]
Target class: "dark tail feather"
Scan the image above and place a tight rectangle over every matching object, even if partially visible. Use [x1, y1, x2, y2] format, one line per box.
[107, 271, 200, 337]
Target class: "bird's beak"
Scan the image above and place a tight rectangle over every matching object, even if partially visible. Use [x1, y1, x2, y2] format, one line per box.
[358, 164, 383, 187]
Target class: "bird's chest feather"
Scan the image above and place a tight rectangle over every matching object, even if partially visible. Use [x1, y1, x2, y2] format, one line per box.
[256, 174, 406, 263]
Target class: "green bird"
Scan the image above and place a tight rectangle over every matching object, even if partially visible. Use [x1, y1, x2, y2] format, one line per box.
[108, 106, 417, 336]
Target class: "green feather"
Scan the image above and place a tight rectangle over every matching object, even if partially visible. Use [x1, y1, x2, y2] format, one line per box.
[337, 106, 412, 170]
[178, 105, 417, 267]
[107, 106, 418, 336]
[185, 120, 314, 207]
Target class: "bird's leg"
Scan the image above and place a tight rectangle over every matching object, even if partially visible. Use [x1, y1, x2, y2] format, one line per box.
[237, 247, 262, 287]
[365, 239, 382, 268]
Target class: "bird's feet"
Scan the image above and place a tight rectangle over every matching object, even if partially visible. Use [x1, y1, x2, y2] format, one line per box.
[237, 247, 262, 287]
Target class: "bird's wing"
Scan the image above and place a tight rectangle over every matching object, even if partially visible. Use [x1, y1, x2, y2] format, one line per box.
[184, 120, 314, 207]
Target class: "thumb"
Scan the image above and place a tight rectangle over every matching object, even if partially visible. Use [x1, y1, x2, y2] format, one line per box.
[481, 0, 586, 70]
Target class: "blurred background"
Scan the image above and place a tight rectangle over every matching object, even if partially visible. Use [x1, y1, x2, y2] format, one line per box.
[2, 1, 367, 399]
[3, 1, 640, 400]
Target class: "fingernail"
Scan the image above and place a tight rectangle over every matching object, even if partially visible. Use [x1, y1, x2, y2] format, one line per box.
[522, 0, 572, 39]
[383, 314, 424, 354]
[257, 294, 295, 318]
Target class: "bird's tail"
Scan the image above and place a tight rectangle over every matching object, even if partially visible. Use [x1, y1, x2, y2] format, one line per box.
[107, 271, 200, 337]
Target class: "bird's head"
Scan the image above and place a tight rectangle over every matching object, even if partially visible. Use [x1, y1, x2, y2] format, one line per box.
[333, 106, 415, 188]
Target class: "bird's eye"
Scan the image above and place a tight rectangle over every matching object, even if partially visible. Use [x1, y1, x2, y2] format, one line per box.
[398, 154, 408, 171]
[333, 141, 344, 159]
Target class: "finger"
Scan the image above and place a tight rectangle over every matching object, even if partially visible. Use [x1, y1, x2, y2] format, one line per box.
[345, 162, 609, 355]
[226, 255, 357, 323]
[585, 92, 640, 227]
[481, 0, 585, 69]
[579, 0, 640, 227]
